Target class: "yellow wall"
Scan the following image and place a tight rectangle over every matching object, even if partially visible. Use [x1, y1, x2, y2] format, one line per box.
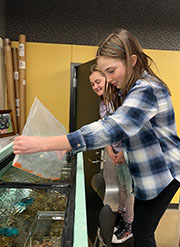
[11, 42, 97, 131]
[11, 42, 180, 203]
[12, 41, 72, 131]
[71, 44, 97, 64]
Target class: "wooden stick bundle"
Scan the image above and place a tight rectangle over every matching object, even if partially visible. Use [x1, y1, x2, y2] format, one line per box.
[4, 38, 18, 134]
[12, 47, 20, 133]
[19, 34, 26, 134]
[0, 37, 6, 110]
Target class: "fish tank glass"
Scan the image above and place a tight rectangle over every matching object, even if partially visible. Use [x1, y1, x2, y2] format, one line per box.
[0, 187, 67, 247]
[0, 150, 76, 247]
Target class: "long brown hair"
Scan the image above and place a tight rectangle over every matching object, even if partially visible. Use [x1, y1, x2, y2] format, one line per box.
[90, 64, 121, 110]
[96, 29, 171, 102]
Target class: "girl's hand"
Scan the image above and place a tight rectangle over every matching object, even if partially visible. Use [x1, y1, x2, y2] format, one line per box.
[106, 145, 116, 164]
[56, 150, 67, 160]
[114, 149, 125, 165]
[13, 136, 45, 154]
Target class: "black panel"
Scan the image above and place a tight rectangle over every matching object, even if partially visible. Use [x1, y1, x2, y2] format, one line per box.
[0, 0, 5, 37]
[3, 0, 180, 50]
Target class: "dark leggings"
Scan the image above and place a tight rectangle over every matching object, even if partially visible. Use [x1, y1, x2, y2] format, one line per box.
[132, 179, 180, 247]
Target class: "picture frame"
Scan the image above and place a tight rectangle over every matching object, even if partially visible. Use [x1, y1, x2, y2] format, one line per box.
[0, 110, 15, 138]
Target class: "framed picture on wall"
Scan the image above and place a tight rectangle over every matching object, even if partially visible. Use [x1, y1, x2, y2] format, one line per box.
[0, 110, 15, 138]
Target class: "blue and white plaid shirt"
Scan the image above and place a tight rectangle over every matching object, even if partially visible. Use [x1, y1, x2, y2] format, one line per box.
[67, 72, 180, 200]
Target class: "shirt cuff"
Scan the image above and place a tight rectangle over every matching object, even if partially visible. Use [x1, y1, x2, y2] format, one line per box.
[67, 130, 87, 154]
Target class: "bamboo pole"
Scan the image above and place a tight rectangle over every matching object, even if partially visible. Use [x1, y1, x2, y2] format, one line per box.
[0, 37, 6, 110]
[19, 34, 26, 133]
[4, 38, 18, 134]
[12, 47, 20, 133]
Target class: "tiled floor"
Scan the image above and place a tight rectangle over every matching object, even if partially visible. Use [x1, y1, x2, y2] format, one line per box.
[102, 151, 180, 247]
[156, 207, 180, 247]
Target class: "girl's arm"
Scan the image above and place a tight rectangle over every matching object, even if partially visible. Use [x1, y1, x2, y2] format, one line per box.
[13, 135, 72, 154]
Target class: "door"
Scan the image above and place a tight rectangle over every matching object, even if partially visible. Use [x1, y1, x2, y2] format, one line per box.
[70, 60, 104, 243]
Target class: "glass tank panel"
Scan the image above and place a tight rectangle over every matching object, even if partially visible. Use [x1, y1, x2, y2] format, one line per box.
[0, 187, 67, 247]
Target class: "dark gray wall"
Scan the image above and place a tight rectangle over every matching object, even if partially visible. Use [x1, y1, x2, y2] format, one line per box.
[4, 0, 180, 50]
[0, 0, 5, 37]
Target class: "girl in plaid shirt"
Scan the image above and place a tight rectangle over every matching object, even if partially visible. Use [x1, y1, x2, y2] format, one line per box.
[14, 29, 180, 247]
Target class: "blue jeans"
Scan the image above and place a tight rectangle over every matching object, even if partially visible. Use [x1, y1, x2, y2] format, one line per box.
[132, 179, 180, 247]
